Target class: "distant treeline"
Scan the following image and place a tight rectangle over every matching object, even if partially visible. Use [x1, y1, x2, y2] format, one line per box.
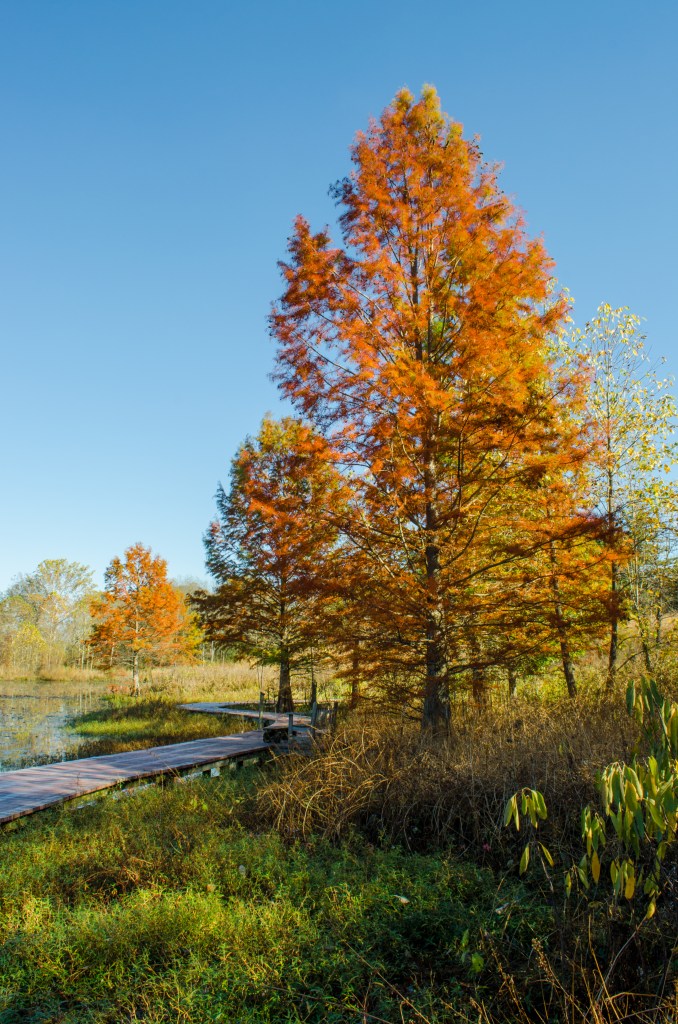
[0, 560, 228, 678]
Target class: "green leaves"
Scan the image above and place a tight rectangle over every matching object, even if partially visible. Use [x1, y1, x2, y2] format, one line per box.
[579, 679, 678, 908]
[504, 789, 552, 878]
[506, 680, 678, 915]
[504, 789, 547, 835]
[504, 794, 519, 830]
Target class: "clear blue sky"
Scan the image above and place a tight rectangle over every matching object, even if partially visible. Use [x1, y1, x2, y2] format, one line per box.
[1, 0, 676, 590]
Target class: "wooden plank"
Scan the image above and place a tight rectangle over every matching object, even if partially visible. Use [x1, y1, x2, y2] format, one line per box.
[0, 732, 268, 826]
[178, 702, 312, 726]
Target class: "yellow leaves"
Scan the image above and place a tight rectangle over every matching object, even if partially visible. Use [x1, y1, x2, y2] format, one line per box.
[540, 843, 555, 868]
[624, 863, 636, 900]
[504, 794, 519, 830]
[609, 859, 636, 900]
[519, 845, 530, 875]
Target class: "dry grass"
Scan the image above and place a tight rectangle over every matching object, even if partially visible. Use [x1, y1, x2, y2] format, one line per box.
[473, 934, 678, 1024]
[257, 689, 638, 856]
[0, 664, 114, 683]
[149, 660, 345, 707]
[147, 661, 276, 703]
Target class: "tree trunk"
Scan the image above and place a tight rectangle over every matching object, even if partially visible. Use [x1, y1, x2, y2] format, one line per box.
[549, 542, 577, 698]
[468, 627, 489, 705]
[508, 666, 518, 698]
[276, 647, 294, 712]
[349, 642, 361, 709]
[607, 560, 619, 688]
[421, 468, 449, 736]
[640, 628, 654, 674]
[557, 629, 577, 698]
[422, 636, 448, 736]
[309, 646, 317, 709]
[654, 602, 663, 666]
[132, 651, 140, 697]
[422, 550, 449, 735]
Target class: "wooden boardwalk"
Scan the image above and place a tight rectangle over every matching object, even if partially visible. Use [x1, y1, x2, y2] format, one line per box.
[179, 702, 312, 727]
[0, 731, 268, 827]
[0, 702, 321, 828]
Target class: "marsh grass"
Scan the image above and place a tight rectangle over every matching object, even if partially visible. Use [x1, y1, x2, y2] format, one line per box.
[63, 660, 350, 759]
[149, 661, 276, 703]
[68, 695, 257, 758]
[0, 665, 114, 684]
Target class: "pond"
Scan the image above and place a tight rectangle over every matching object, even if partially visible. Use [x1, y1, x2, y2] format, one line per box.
[0, 681, 107, 771]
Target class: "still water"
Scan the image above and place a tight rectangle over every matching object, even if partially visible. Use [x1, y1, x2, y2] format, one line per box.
[0, 681, 105, 771]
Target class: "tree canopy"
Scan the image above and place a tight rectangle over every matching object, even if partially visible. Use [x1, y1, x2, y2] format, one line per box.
[90, 543, 199, 694]
[271, 86, 606, 730]
[200, 416, 343, 711]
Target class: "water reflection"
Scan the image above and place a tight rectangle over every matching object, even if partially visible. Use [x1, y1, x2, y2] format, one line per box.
[0, 681, 105, 771]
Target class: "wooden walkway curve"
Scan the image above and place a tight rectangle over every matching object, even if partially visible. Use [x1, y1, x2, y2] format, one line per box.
[179, 702, 312, 727]
[0, 703, 317, 827]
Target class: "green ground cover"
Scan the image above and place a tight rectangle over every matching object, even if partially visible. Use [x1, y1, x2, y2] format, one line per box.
[4, 678, 677, 1022]
[0, 769, 545, 1024]
[69, 695, 255, 758]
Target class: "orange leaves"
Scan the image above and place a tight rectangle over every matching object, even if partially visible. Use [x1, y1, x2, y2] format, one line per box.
[268, 87, 608, 712]
[90, 543, 198, 672]
[273, 88, 566, 445]
[202, 417, 345, 681]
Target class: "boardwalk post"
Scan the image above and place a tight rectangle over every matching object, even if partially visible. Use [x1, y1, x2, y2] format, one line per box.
[310, 700, 318, 739]
[288, 711, 294, 743]
[258, 691, 264, 730]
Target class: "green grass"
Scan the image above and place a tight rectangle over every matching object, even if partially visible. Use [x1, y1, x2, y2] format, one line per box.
[0, 769, 549, 1024]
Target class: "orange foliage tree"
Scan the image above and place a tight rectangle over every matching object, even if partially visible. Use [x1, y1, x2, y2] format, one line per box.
[272, 87, 606, 731]
[199, 416, 344, 712]
[90, 543, 199, 694]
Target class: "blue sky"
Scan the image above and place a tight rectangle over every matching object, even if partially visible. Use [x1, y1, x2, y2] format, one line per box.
[1, 0, 676, 590]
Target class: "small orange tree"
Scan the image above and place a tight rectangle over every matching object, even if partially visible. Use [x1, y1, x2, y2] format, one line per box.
[90, 543, 199, 694]
[199, 416, 343, 712]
